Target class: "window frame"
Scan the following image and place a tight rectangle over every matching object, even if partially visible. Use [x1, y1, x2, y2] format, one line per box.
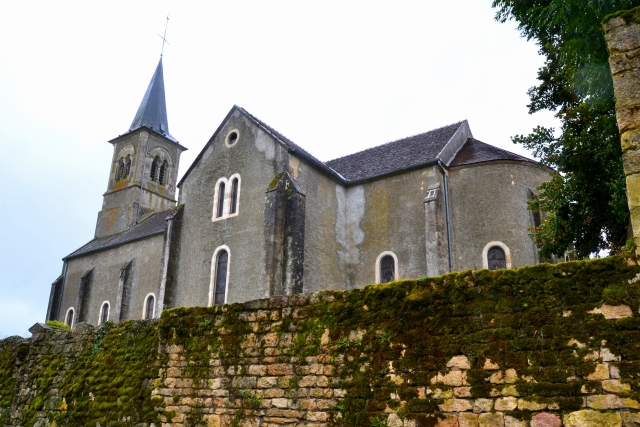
[142, 293, 156, 320]
[212, 175, 241, 221]
[228, 174, 241, 217]
[98, 301, 110, 325]
[65, 307, 75, 328]
[375, 251, 399, 283]
[209, 245, 231, 306]
[482, 241, 512, 270]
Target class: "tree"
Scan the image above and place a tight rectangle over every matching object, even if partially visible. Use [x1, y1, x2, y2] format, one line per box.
[492, 0, 639, 258]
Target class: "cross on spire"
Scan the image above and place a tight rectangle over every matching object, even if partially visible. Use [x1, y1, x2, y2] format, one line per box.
[159, 15, 170, 57]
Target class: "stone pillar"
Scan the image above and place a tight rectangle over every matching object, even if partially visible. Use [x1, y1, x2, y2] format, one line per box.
[605, 7, 640, 250]
[264, 172, 306, 296]
[424, 184, 448, 277]
[156, 205, 184, 318]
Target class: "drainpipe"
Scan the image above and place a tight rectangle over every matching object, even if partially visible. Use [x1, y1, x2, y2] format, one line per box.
[437, 160, 453, 272]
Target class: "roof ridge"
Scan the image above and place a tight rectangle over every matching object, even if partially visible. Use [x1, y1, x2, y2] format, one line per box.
[327, 121, 465, 164]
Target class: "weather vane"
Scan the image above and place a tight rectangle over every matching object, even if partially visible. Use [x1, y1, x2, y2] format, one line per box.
[159, 15, 170, 57]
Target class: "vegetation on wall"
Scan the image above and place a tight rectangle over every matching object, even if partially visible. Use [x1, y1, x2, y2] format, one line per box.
[2, 256, 640, 426]
[491, 0, 640, 258]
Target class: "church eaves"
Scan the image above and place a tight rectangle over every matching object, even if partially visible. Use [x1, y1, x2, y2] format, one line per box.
[129, 58, 176, 141]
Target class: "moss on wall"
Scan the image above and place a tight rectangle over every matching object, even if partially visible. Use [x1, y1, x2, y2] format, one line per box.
[2, 256, 640, 426]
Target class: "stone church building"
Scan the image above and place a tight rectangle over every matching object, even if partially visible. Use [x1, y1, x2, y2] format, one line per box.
[46, 59, 551, 327]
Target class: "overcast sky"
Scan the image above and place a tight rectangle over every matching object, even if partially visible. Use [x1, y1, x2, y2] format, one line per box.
[0, 1, 559, 337]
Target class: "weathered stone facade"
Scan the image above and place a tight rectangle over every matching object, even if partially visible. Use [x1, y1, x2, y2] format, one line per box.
[11, 257, 640, 426]
[47, 60, 551, 329]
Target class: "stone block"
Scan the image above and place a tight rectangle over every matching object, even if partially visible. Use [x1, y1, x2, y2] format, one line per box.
[271, 398, 289, 408]
[622, 129, 640, 152]
[602, 380, 632, 394]
[447, 355, 471, 370]
[531, 413, 561, 427]
[305, 411, 328, 422]
[473, 398, 493, 413]
[495, 397, 518, 411]
[388, 413, 403, 427]
[299, 399, 317, 410]
[518, 399, 547, 411]
[501, 386, 519, 397]
[606, 18, 640, 53]
[587, 363, 610, 381]
[247, 365, 267, 376]
[264, 388, 284, 398]
[621, 411, 640, 427]
[299, 375, 317, 387]
[505, 416, 528, 427]
[316, 399, 337, 410]
[432, 414, 457, 427]
[608, 49, 640, 75]
[479, 412, 504, 427]
[459, 413, 479, 427]
[257, 377, 278, 388]
[613, 70, 640, 108]
[438, 370, 466, 386]
[618, 104, 640, 134]
[204, 414, 221, 427]
[438, 398, 473, 412]
[483, 359, 500, 370]
[563, 409, 622, 427]
[601, 348, 621, 362]
[267, 364, 294, 376]
[455, 387, 472, 398]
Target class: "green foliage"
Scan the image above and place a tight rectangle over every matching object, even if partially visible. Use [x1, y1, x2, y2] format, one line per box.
[492, 0, 639, 257]
[370, 416, 388, 427]
[45, 320, 70, 330]
[57, 320, 161, 427]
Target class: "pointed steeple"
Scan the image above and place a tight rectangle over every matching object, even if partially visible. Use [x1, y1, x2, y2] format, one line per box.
[129, 58, 175, 141]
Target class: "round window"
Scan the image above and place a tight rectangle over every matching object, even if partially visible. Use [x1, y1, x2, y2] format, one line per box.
[225, 129, 239, 147]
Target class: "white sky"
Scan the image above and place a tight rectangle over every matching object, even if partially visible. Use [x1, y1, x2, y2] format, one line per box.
[0, 1, 559, 337]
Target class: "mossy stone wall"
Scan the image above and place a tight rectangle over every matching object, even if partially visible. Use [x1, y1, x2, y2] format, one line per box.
[3, 257, 640, 427]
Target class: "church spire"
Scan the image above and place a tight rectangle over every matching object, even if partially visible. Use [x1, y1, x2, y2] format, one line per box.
[129, 58, 175, 141]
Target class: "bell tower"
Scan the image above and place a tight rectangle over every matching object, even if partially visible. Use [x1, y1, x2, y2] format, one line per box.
[95, 58, 187, 238]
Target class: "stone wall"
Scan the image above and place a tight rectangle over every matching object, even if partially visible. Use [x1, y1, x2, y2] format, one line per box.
[605, 7, 640, 251]
[3, 256, 640, 427]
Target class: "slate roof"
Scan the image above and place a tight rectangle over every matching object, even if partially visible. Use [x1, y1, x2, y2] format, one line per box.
[450, 138, 535, 167]
[325, 122, 464, 182]
[129, 58, 176, 142]
[179, 106, 540, 187]
[64, 209, 173, 260]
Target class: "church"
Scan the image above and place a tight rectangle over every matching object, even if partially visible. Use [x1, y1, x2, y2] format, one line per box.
[45, 58, 551, 327]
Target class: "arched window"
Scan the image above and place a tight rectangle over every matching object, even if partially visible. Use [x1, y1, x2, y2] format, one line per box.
[216, 182, 226, 218]
[99, 302, 110, 325]
[375, 251, 398, 283]
[380, 255, 395, 283]
[487, 247, 507, 270]
[116, 158, 125, 181]
[213, 250, 229, 305]
[158, 160, 168, 185]
[150, 156, 160, 182]
[65, 308, 74, 328]
[124, 155, 131, 178]
[482, 241, 511, 270]
[143, 294, 155, 320]
[230, 178, 239, 214]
